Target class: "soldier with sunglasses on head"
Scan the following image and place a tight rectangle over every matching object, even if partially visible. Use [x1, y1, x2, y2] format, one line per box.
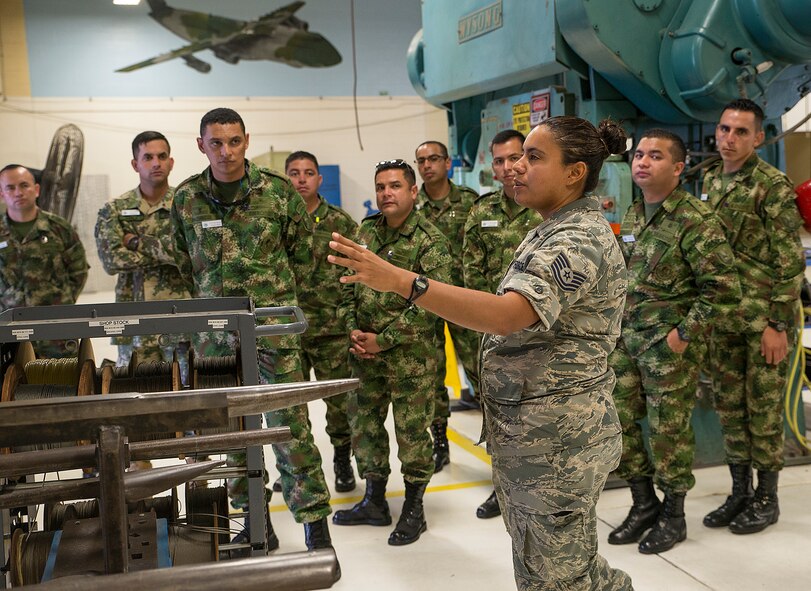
[332, 159, 452, 546]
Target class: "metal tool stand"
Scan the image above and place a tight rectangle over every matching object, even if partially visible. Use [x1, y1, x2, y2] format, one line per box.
[0, 297, 308, 586]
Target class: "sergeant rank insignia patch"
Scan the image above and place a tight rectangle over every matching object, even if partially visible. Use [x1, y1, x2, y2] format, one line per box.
[551, 252, 586, 292]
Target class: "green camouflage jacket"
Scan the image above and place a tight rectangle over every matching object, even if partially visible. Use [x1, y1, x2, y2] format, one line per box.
[345, 208, 452, 374]
[462, 188, 542, 294]
[702, 153, 804, 332]
[481, 196, 627, 405]
[95, 187, 189, 345]
[416, 179, 477, 286]
[617, 186, 741, 354]
[171, 160, 312, 351]
[0, 209, 88, 311]
[298, 195, 358, 339]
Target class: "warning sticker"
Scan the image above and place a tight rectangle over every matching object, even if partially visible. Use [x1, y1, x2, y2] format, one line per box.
[208, 319, 229, 330]
[530, 92, 551, 126]
[512, 102, 531, 135]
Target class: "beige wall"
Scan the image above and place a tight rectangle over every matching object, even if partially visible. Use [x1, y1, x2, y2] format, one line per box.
[0, 96, 447, 292]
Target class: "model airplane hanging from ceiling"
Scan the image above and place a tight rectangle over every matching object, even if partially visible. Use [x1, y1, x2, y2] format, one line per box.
[116, 0, 342, 73]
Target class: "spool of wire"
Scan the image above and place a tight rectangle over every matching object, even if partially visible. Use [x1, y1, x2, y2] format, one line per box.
[191, 352, 242, 434]
[103, 359, 181, 442]
[10, 528, 55, 586]
[2, 360, 96, 453]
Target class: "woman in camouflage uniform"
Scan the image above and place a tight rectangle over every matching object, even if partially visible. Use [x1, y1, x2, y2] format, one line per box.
[328, 116, 634, 591]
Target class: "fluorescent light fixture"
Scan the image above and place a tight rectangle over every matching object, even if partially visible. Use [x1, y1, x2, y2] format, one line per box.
[113, 0, 141, 5]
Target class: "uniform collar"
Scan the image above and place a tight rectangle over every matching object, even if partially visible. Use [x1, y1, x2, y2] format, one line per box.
[373, 207, 419, 241]
[547, 195, 599, 221]
[311, 194, 331, 220]
[419, 179, 460, 206]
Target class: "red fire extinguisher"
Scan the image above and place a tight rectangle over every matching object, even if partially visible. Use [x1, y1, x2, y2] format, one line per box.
[795, 179, 811, 232]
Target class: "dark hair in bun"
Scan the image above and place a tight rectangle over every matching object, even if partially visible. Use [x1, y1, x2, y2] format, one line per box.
[540, 116, 628, 193]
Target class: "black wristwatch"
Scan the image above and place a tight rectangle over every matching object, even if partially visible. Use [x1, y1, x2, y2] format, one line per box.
[126, 235, 140, 251]
[406, 275, 429, 306]
[676, 325, 690, 342]
[767, 319, 786, 332]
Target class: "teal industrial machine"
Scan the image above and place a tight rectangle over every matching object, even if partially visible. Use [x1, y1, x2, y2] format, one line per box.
[407, 0, 811, 464]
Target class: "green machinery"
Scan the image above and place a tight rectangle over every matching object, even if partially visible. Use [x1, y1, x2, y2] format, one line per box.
[407, 0, 811, 464]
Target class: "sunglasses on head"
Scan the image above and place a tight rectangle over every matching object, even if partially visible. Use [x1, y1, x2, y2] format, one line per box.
[375, 159, 415, 175]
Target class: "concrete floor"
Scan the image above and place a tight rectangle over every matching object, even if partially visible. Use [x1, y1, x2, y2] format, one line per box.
[67, 290, 811, 591]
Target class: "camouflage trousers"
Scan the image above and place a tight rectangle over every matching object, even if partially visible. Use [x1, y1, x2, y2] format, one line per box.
[433, 321, 481, 422]
[218, 347, 331, 524]
[301, 334, 352, 449]
[117, 338, 191, 386]
[709, 330, 794, 472]
[610, 335, 699, 494]
[484, 387, 632, 591]
[350, 367, 435, 484]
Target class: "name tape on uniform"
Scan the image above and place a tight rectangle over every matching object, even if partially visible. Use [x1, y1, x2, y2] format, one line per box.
[481, 220, 500, 228]
[202, 219, 223, 229]
[700, 193, 708, 201]
[622, 235, 636, 243]
[121, 209, 142, 216]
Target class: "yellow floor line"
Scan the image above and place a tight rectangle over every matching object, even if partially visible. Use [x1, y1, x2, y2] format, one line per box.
[270, 479, 494, 511]
[447, 425, 491, 466]
[269, 426, 493, 512]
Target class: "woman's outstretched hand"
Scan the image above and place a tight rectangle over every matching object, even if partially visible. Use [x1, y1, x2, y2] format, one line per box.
[328, 232, 411, 296]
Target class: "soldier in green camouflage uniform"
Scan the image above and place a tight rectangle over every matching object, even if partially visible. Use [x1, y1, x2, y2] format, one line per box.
[328, 118, 633, 589]
[415, 140, 479, 472]
[285, 150, 359, 493]
[608, 130, 741, 554]
[332, 160, 452, 547]
[0, 164, 88, 358]
[95, 131, 190, 374]
[171, 108, 333, 552]
[702, 99, 804, 535]
[462, 129, 541, 520]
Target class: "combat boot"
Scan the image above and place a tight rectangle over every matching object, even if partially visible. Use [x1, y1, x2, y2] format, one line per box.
[476, 490, 501, 519]
[729, 470, 779, 534]
[638, 492, 686, 554]
[333, 443, 356, 493]
[431, 420, 450, 472]
[332, 478, 392, 526]
[703, 463, 754, 528]
[388, 481, 427, 546]
[608, 476, 662, 544]
[304, 516, 333, 550]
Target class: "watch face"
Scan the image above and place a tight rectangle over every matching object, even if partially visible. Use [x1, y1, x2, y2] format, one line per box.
[415, 277, 429, 291]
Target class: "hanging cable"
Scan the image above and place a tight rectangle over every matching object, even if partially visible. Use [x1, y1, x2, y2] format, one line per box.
[350, 0, 364, 150]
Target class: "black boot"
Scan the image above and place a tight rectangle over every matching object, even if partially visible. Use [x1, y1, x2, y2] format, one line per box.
[333, 444, 356, 493]
[638, 493, 686, 554]
[332, 478, 392, 526]
[431, 420, 450, 473]
[388, 481, 427, 546]
[608, 477, 662, 545]
[703, 463, 754, 528]
[729, 470, 780, 534]
[476, 490, 501, 519]
[304, 516, 333, 550]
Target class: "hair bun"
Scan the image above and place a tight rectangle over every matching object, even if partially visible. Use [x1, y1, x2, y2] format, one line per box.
[597, 119, 628, 156]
